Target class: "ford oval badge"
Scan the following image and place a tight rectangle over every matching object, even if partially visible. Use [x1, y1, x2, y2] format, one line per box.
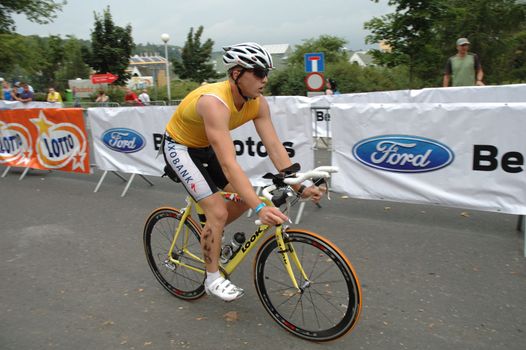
[101, 128, 146, 153]
[352, 135, 454, 173]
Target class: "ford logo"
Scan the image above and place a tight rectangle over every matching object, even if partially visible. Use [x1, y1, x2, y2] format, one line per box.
[101, 128, 146, 153]
[352, 135, 454, 173]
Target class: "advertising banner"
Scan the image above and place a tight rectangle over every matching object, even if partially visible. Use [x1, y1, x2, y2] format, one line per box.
[88, 97, 314, 185]
[0, 108, 90, 173]
[88, 106, 175, 176]
[331, 102, 526, 215]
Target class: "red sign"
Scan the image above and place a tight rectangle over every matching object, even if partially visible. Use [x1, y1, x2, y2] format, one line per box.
[91, 73, 118, 84]
[305, 72, 325, 91]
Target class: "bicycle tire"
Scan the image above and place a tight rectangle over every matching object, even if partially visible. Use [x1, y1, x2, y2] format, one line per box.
[143, 207, 206, 300]
[254, 229, 362, 341]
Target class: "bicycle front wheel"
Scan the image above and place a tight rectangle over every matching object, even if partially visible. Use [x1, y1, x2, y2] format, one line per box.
[143, 207, 205, 300]
[254, 229, 362, 342]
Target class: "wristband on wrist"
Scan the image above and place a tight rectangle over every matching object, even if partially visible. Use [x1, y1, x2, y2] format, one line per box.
[297, 184, 306, 195]
[254, 202, 266, 214]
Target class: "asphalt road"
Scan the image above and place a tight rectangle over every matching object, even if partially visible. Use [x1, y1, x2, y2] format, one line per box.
[1, 156, 525, 350]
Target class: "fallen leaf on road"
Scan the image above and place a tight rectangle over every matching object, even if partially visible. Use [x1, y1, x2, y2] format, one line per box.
[223, 311, 239, 322]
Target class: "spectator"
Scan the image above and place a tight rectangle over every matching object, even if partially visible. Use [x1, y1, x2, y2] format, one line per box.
[15, 83, 34, 102]
[443, 38, 484, 87]
[124, 88, 143, 106]
[72, 87, 81, 107]
[16, 81, 34, 94]
[138, 89, 151, 105]
[10, 87, 19, 101]
[2, 80, 12, 100]
[46, 87, 63, 103]
[95, 90, 109, 105]
[325, 78, 340, 95]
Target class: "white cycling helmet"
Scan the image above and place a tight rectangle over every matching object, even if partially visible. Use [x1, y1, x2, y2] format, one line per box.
[222, 42, 274, 70]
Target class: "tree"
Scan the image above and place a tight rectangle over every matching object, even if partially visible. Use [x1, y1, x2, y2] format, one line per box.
[365, 0, 446, 87]
[55, 36, 92, 90]
[0, 0, 66, 34]
[286, 35, 350, 66]
[365, 0, 526, 86]
[35, 35, 65, 88]
[173, 26, 221, 83]
[88, 7, 134, 85]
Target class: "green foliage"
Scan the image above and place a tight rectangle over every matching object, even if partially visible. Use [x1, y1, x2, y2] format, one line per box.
[0, 34, 40, 77]
[365, 0, 526, 86]
[287, 35, 350, 65]
[267, 65, 308, 96]
[173, 26, 223, 83]
[88, 6, 135, 85]
[0, 0, 66, 34]
[55, 36, 92, 90]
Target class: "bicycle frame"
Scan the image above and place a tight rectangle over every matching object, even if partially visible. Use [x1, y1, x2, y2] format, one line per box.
[166, 192, 309, 291]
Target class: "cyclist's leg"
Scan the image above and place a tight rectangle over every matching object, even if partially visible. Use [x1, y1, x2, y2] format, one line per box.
[163, 139, 244, 301]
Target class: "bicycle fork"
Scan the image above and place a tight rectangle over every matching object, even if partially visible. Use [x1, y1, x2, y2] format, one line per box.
[275, 227, 311, 293]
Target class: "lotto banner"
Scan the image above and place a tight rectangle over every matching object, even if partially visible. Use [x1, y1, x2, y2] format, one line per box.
[0, 108, 90, 173]
[331, 102, 526, 215]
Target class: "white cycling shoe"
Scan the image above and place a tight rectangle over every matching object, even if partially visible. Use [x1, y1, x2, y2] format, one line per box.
[204, 276, 244, 302]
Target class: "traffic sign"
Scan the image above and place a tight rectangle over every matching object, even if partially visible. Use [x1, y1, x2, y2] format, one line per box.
[91, 73, 118, 84]
[305, 72, 325, 91]
[304, 52, 325, 72]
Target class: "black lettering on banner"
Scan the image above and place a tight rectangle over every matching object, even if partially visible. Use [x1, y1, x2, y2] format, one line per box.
[234, 138, 296, 158]
[473, 145, 524, 173]
[234, 140, 243, 156]
[315, 110, 330, 122]
[473, 145, 498, 171]
[502, 152, 523, 173]
[153, 133, 163, 151]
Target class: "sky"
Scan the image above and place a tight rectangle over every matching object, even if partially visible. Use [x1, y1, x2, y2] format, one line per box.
[13, 0, 394, 51]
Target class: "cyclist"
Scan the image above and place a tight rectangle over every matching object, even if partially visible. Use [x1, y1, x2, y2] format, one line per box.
[162, 42, 323, 302]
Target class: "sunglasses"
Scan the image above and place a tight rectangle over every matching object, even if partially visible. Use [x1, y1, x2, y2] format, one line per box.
[250, 67, 270, 79]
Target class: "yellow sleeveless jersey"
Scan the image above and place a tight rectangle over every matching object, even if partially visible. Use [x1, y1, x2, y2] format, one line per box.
[166, 80, 261, 148]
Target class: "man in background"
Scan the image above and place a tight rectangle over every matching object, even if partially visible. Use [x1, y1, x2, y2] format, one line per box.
[443, 38, 484, 87]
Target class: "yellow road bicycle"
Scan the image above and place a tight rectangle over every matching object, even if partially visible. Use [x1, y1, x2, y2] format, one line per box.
[143, 164, 362, 341]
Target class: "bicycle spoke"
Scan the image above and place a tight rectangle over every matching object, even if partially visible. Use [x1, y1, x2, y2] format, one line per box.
[255, 231, 361, 341]
[144, 209, 205, 300]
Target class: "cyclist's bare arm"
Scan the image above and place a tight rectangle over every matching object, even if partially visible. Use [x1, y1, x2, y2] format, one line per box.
[254, 98, 324, 203]
[197, 95, 287, 225]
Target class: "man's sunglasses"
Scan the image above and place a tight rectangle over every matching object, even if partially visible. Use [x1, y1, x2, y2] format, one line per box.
[250, 67, 270, 79]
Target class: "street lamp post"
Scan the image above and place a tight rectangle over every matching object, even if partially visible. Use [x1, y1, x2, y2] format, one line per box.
[160, 33, 171, 103]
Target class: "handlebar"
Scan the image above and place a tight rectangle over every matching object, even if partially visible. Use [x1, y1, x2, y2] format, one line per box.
[259, 165, 339, 209]
[254, 165, 338, 225]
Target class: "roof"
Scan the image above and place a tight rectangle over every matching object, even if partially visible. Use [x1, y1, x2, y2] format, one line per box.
[262, 44, 291, 55]
[129, 55, 167, 65]
[350, 51, 375, 66]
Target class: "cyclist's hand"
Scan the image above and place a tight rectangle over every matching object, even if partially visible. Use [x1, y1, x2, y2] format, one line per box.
[258, 206, 289, 226]
[301, 185, 325, 204]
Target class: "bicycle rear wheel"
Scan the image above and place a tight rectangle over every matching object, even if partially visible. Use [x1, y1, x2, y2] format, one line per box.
[254, 229, 362, 341]
[143, 207, 205, 300]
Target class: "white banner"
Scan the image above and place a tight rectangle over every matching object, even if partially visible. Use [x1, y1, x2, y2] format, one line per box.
[331, 102, 526, 215]
[0, 101, 63, 110]
[88, 98, 313, 185]
[309, 84, 526, 139]
[88, 106, 175, 176]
